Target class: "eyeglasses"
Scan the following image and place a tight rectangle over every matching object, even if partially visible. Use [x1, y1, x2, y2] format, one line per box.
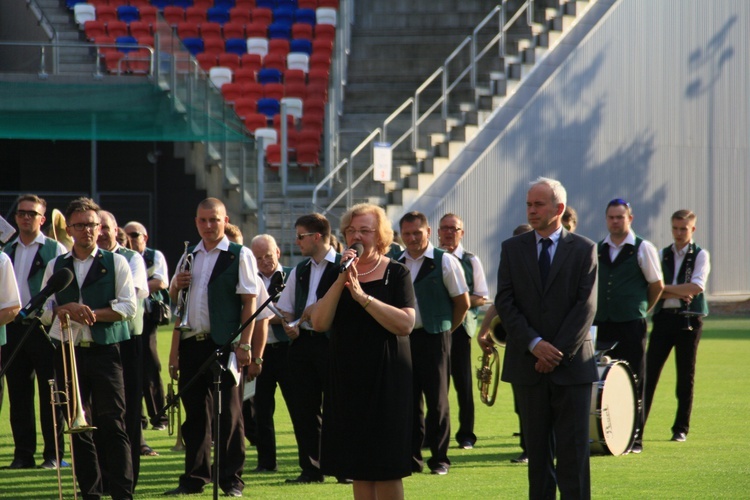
[69, 222, 100, 232]
[126, 232, 143, 238]
[439, 225, 462, 233]
[607, 198, 631, 209]
[296, 232, 318, 240]
[16, 210, 42, 219]
[344, 228, 376, 237]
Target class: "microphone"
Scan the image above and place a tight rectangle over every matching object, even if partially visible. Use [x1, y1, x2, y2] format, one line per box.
[339, 243, 363, 273]
[14, 268, 74, 323]
[268, 270, 286, 296]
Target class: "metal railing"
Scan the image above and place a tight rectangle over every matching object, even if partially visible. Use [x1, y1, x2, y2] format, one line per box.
[315, 1, 531, 218]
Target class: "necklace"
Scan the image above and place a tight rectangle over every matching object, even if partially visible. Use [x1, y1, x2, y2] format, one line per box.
[357, 256, 382, 276]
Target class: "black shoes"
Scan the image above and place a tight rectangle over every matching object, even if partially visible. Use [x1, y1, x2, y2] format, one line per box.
[163, 485, 204, 496]
[510, 452, 528, 464]
[285, 473, 325, 484]
[251, 465, 278, 473]
[223, 487, 243, 497]
[40, 459, 70, 469]
[671, 432, 687, 442]
[629, 442, 643, 454]
[5, 458, 35, 469]
[430, 464, 449, 475]
[458, 440, 474, 450]
[336, 477, 353, 484]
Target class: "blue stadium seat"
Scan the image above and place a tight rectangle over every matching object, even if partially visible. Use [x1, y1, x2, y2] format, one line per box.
[214, 0, 237, 8]
[290, 38, 312, 55]
[117, 6, 140, 24]
[268, 22, 291, 39]
[223, 38, 246, 56]
[257, 68, 282, 84]
[66, 0, 87, 9]
[173, 0, 195, 8]
[150, 0, 172, 9]
[182, 37, 205, 56]
[207, 7, 231, 25]
[115, 36, 139, 54]
[256, 0, 277, 9]
[277, 0, 298, 8]
[273, 7, 295, 26]
[257, 98, 281, 118]
[294, 8, 316, 26]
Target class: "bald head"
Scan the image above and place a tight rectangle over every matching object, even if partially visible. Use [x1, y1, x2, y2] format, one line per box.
[123, 221, 149, 253]
[97, 210, 119, 251]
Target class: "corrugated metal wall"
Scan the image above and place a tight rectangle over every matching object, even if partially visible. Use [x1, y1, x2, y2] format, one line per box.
[416, 0, 749, 299]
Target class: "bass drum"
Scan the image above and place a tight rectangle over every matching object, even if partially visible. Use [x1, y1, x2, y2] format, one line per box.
[589, 359, 637, 456]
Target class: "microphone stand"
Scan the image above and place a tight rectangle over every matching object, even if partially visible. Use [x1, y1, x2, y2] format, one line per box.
[153, 284, 284, 500]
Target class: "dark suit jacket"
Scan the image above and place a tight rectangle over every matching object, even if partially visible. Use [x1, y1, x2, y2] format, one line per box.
[495, 228, 599, 386]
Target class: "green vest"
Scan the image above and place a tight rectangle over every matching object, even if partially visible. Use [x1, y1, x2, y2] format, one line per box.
[653, 243, 708, 316]
[458, 251, 479, 337]
[595, 237, 649, 322]
[293, 253, 341, 332]
[53, 250, 130, 345]
[116, 246, 144, 336]
[410, 249, 453, 334]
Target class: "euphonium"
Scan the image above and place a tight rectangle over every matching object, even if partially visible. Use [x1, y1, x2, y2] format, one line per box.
[477, 345, 500, 406]
[168, 377, 185, 451]
[174, 241, 193, 332]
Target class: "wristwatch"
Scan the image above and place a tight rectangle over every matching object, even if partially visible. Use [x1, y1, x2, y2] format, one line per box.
[238, 343, 251, 351]
[252, 357, 263, 365]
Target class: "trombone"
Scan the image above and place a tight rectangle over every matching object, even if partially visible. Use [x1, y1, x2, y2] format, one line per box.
[49, 313, 97, 500]
[167, 376, 186, 451]
[174, 241, 193, 332]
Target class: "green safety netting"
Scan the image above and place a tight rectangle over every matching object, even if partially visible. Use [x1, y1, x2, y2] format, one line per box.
[0, 80, 250, 143]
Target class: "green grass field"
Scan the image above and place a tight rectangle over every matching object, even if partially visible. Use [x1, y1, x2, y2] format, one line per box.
[1, 316, 748, 499]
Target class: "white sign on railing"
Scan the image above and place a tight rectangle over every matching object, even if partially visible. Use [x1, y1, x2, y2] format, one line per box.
[373, 142, 393, 182]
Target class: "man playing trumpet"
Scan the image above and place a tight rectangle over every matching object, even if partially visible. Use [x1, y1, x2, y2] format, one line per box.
[165, 198, 260, 497]
[40, 197, 137, 500]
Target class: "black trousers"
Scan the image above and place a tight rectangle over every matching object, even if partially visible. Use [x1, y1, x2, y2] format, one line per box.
[178, 337, 245, 493]
[595, 319, 647, 445]
[121, 336, 143, 488]
[644, 311, 703, 436]
[410, 328, 451, 471]
[141, 315, 168, 429]
[515, 378, 591, 500]
[54, 342, 133, 500]
[285, 331, 329, 477]
[3, 322, 65, 463]
[449, 325, 476, 445]
[245, 341, 293, 469]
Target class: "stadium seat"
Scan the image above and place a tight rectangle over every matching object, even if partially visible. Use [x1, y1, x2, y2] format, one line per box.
[309, 52, 330, 71]
[177, 21, 201, 39]
[291, 23, 313, 41]
[95, 6, 118, 24]
[306, 80, 328, 101]
[135, 35, 155, 49]
[233, 97, 258, 119]
[149, 0, 171, 8]
[185, 7, 208, 24]
[277, 0, 299, 8]
[196, 52, 217, 71]
[273, 7, 295, 26]
[235, 0, 256, 8]
[317, 0, 338, 8]
[287, 52, 309, 72]
[301, 113, 323, 137]
[268, 38, 290, 57]
[297, 0, 318, 9]
[117, 6, 140, 24]
[284, 81, 306, 99]
[207, 7, 231, 25]
[210, 67, 234, 88]
[229, 7, 251, 25]
[107, 21, 129, 38]
[280, 96, 303, 119]
[221, 82, 245, 103]
[283, 68, 305, 84]
[263, 82, 285, 100]
[74, 4, 96, 28]
[316, 7, 336, 26]
[66, 0, 87, 8]
[224, 38, 247, 55]
[233, 67, 257, 84]
[94, 35, 117, 55]
[163, 6, 186, 26]
[312, 37, 333, 56]
[204, 37, 226, 56]
[105, 51, 126, 74]
[314, 23, 335, 41]
[262, 53, 285, 72]
[290, 38, 312, 55]
[223, 22, 246, 40]
[115, 35, 139, 53]
[257, 98, 280, 118]
[215, 0, 238, 8]
[297, 126, 321, 148]
[84, 20, 106, 41]
[268, 22, 291, 40]
[265, 143, 283, 168]
[201, 22, 224, 40]
[273, 113, 295, 131]
[193, 0, 214, 8]
[129, 21, 152, 39]
[173, 0, 195, 7]
[87, 0, 108, 7]
[218, 52, 241, 71]
[251, 7, 273, 26]
[129, 0, 151, 7]
[254, 127, 278, 149]
[246, 37, 269, 58]
[245, 22, 268, 38]
[295, 8, 316, 26]
[240, 82, 264, 99]
[241, 53, 262, 68]
[303, 96, 324, 117]
[257, 67, 282, 84]
[182, 37, 205, 56]
[139, 6, 158, 25]
[296, 142, 320, 168]
[255, 0, 276, 9]
[244, 113, 268, 132]
[126, 48, 151, 74]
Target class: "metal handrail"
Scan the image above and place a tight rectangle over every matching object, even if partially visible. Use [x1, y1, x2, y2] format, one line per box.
[471, 4, 504, 87]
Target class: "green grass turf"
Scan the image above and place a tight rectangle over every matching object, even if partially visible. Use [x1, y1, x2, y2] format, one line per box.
[0, 316, 748, 498]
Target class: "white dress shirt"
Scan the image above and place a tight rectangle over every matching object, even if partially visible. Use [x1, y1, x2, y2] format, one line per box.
[451, 243, 489, 300]
[146, 248, 169, 289]
[0, 253, 21, 313]
[603, 231, 662, 284]
[660, 242, 711, 309]
[10, 233, 67, 304]
[276, 247, 338, 317]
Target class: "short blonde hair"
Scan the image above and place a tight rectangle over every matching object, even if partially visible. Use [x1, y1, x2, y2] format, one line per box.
[340, 203, 393, 255]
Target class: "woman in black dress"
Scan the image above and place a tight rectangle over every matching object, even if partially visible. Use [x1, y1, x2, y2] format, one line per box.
[311, 203, 415, 500]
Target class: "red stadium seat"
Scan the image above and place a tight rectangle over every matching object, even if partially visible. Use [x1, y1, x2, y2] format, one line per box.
[309, 52, 331, 71]
[312, 37, 333, 56]
[268, 39, 290, 58]
[138, 6, 158, 25]
[221, 82, 244, 103]
[185, 7, 208, 25]
[298, 126, 322, 149]
[94, 35, 117, 55]
[292, 23, 313, 41]
[177, 21, 200, 39]
[263, 82, 285, 100]
[233, 97, 258, 119]
[300, 115, 323, 138]
[307, 67, 329, 86]
[314, 23, 335, 41]
[229, 7, 251, 25]
[245, 22, 268, 38]
[107, 21, 129, 38]
[263, 52, 286, 72]
[251, 7, 272, 26]
[126, 48, 151, 74]
[201, 22, 223, 40]
[233, 66, 257, 84]
[272, 113, 295, 130]
[218, 52, 241, 71]
[193, 0, 214, 8]
[240, 53, 262, 70]
[235, 0, 256, 8]
[96, 5, 118, 24]
[284, 81, 307, 99]
[105, 51, 126, 74]
[283, 69, 305, 85]
[203, 37, 225, 56]
[84, 20, 106, 41]
[240, 82, 264, 99]
[318, 0, 339, 9]
[244, 113, 268, 132]
[297, 0, 318, 9]
[163, 6, 185, 26]
[296, 142, 320, 168]
[196, 52, 217, 71]
[306, 80, 328, 101]
[222, 22, 245, 40]
[129, 21, 152, 39]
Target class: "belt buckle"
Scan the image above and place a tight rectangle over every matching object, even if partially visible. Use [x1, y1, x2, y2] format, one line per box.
[195, 333, 208, 342]
[78, 340, 92, 348]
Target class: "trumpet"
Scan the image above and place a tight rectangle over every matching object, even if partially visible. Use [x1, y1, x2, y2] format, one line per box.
[167, 377, 185, 451]
[49, 313, 97, 500]
[174, 241, 193, 332]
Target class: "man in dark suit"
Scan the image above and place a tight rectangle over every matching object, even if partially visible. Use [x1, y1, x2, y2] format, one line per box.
[495, 177, 599, 499]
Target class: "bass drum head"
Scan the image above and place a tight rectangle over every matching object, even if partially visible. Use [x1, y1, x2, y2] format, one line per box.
[590, 360, 637, 456]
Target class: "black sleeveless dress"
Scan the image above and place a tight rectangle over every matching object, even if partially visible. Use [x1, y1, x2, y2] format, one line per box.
[320, 260, 415, 480]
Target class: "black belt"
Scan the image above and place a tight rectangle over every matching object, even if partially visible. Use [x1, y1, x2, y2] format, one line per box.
[182, 333, 211, 343]
[51, 339, 107, 349]
[266, 341, 288, 348]
[659, 308, 683, 315]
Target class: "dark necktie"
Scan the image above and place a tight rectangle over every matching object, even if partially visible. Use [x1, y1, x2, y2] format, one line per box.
[539, 238, 552, 285]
